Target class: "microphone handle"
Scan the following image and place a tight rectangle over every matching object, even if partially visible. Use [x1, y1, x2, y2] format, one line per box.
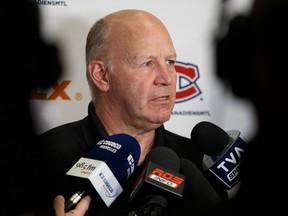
[128, 195, 167, 216]
[65, 190, 86, 212]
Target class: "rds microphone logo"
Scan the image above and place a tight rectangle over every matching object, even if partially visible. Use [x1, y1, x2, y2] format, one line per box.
[175, 61, 201, 103]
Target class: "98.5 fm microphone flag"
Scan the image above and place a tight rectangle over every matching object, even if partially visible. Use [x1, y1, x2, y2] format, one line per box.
[66, 157, 122, 207]
[66, 133, 140, 207]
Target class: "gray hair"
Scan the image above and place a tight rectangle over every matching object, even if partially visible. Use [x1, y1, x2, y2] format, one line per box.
[85, 17, 113, 102]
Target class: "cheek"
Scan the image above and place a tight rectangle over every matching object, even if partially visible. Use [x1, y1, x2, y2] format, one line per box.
[131, 74, 149, 91]
[129, 81, 152, 106]
[171, 73, 177, 90]
[130, 82, 147, 99]
[172, 71, 177, 82]
[122, 72, 155, 101]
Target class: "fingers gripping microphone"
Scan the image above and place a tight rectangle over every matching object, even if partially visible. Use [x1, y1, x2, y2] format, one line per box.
[66, 133, 141, 209]
[179, 158, 223, 213]
[191, 121, 248, 199]
[128, 147, 186, 216]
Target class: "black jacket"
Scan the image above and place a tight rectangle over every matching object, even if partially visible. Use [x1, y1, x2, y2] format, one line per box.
[30, 102, 224, 216]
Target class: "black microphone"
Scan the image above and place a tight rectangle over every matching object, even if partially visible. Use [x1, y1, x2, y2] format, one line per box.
[65, 133, 141, 211]
[191, 121, 248, 198]
[128, 195, 168, 216]
[179, 158, 223, 213]
[128, 146, 186, 216]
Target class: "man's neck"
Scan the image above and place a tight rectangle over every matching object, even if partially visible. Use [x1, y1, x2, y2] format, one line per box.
[95, 107, 157, 165]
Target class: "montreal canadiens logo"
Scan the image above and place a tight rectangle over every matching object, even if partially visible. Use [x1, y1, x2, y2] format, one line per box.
[175, 61, 201, 103]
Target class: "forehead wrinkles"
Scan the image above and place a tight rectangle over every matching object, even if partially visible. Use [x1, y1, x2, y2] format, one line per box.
[105, 19, 146, 64]
[105, 22, 132, 65]
[106, 11, 175, 64]
[107, 10, 167, 44]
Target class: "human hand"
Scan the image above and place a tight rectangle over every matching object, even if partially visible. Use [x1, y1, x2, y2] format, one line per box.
[53, 194, 91, 216]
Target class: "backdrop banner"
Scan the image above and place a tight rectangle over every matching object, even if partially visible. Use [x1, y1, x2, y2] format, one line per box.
[30, 0, 256, 140]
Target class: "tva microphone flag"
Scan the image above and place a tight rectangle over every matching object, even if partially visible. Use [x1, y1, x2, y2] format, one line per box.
[191, 121, 248, 196]
[66, 133, 140, 207]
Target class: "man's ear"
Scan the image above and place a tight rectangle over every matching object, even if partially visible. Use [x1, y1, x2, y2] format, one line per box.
[88, 60, 109, 92]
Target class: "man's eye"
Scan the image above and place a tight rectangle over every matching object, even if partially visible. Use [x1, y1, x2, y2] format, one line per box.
[166, 60, 175, 66]
[143, 61, 153, 67]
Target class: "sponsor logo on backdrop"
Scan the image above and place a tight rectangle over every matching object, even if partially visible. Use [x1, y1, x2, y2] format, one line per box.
[31, 80, 83, 101]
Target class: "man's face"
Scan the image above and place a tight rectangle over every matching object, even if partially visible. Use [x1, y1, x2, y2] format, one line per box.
[107, 19, 177, 129]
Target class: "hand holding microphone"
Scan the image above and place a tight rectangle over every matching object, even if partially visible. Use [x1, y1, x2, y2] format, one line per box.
[54, 194, 91, 216]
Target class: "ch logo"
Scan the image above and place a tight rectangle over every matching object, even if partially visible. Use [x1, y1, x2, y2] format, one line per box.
[175, 61, 201, 103]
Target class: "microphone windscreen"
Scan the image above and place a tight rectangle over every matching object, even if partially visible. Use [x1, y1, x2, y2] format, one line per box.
[144, 146, 180, 171]
[88, 133, 140, 184]
[191, 121, 229, 156]
[180, 158, 222, 208]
